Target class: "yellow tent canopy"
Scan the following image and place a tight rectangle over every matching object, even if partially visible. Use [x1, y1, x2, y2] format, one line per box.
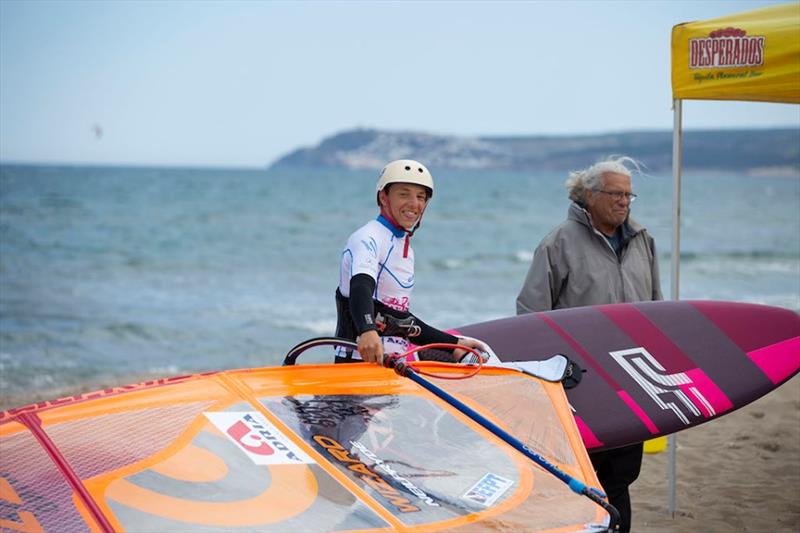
[671, 2, 800, 103]
[666, 1, 800, 516]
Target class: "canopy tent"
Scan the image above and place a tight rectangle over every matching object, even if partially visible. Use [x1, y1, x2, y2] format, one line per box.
[672, 3, 800, 104]
[667, 1, 800, 514]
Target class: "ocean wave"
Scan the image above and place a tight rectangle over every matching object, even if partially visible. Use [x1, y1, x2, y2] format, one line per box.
[684, 256, 799, 276]
[0, 371, 57, 397]
[145, 364, 180, 375]
[104, 322, 157, 340]
[513, 250, 532, 263]
[269, 317, 337, 336]
[677, 250, 800, 262]
[430, 258, 467, 270]
[429, 249, 799, 270]
[426, 251, 534, 270]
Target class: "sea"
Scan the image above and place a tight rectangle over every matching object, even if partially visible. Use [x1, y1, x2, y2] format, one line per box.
[1, 164, 798, 405]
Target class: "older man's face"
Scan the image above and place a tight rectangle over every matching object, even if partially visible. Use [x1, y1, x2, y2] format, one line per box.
[585, 172, 633, 236]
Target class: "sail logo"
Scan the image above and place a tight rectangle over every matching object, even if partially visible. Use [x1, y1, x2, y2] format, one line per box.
[205, 411, 315, 465]
[226, 420, 275, 455]
[462, 473, 513, 507]
[689, 27, 765, 69]
[314, 435, 421, 513]
[350, 440, 441, 508]
[610, 347, 714, 426]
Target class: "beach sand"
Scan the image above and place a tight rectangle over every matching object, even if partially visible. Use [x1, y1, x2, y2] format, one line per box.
[633, 375, 800, 532]
[2, 375, 798, 532]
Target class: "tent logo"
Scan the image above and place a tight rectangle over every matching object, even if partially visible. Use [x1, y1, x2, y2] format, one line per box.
[689, 28, 765, 69]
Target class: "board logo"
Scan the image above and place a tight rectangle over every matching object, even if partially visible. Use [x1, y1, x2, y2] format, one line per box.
[462, 473, 513, 507]
[610, 347, 714, 425]
[205, 411, 315, 465]
[689, 27, 765, 69]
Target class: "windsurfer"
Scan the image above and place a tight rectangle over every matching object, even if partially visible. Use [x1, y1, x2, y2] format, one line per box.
[335, 159, 486, 365]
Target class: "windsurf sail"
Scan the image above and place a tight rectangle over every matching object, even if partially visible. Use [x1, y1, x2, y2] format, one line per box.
[1, 361, 610, 532]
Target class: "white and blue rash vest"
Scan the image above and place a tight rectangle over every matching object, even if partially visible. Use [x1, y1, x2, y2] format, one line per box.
[338, 215, 415, 358]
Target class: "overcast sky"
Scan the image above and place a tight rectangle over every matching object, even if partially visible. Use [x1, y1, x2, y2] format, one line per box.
[1, 0, 798, 168]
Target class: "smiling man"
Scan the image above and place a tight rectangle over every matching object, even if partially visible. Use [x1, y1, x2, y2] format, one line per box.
[335, 159, 485, 365]
[515, 155, 662, 533]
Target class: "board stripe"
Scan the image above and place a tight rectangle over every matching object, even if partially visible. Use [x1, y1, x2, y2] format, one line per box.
[573, 416, 604, 449]
[537, 310, 657, 439]
[637, 301, 775, 403]
[537, 312, 622, 390]
[682, 368, 733, 417]
[692, 301, 800, 353]
[617, 391, 659, 434]
[599, 304, 695, 371]
[599, 304, 734, 422]
[747, 336, 800, 385]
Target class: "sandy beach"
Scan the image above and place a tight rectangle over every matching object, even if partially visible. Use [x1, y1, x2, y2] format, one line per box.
[2, 374, 798, 532]
[633, 375, 800, 532]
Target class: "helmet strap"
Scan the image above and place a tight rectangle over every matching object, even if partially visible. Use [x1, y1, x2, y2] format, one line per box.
[380, 199, 427, 258]
[406, 216, 422, 237]
[379, 204, 405, 233]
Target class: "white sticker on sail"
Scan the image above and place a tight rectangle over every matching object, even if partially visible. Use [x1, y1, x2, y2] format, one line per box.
[462, 473, 514, 507]
[205, 411, 315, 465]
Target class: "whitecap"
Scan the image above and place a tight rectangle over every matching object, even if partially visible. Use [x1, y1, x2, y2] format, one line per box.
[146, 365, 180, 375]
[514, 250, 533, 263]
[271, 318, 337, 336]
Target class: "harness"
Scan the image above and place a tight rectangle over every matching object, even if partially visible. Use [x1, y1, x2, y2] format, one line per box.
[334, 289, 423, 362]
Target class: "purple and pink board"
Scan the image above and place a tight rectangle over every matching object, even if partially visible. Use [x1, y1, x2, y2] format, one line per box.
[454, 300, 800, 452]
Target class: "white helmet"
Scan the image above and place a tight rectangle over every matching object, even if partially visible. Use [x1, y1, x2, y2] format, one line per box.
[376, 159, 434, 198]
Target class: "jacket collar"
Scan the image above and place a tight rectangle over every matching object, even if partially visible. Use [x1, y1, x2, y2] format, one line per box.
[376, 214, 406, 238]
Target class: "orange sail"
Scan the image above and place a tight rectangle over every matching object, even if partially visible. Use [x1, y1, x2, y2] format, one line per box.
[1, 363, 608, 532]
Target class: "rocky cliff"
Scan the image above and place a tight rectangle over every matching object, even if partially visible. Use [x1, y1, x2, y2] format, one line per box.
[270, 128, 800, 173]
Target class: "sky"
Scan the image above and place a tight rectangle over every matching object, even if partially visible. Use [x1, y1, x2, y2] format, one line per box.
[1, 0, 798, 168]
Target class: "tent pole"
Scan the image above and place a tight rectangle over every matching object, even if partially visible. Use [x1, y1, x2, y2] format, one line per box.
[669, 98, 683, 517]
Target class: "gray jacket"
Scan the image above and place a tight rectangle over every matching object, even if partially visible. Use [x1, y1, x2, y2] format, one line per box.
[516, 202, 662, 313]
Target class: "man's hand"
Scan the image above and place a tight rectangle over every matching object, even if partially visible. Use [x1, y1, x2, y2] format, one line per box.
[453, 337, 489, 362]
[357, 330, 384, 365]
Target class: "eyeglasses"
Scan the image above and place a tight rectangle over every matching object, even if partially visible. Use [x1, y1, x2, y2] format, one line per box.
[597, 190, 637, 203]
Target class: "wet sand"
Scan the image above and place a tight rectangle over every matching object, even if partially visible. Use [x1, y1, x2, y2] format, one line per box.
[633, 375, 800, 532]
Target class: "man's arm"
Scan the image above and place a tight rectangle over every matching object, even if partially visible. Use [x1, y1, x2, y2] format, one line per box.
[516, 245, 557, 314]
[349, 273, 383, 363]
[649, 235, 663, 301]
[410, 316, 488, 361]
[411, 315, 459, 345]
